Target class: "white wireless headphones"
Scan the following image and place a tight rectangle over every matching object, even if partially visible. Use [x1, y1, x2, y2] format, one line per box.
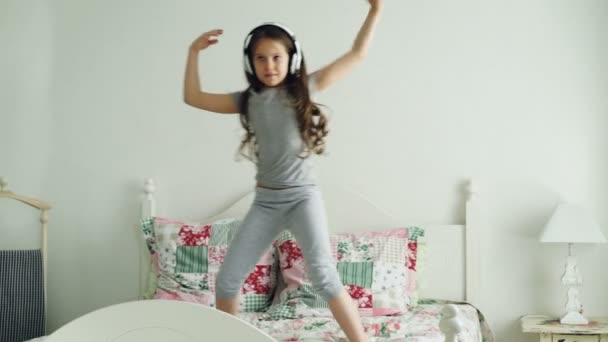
[243, 22, 303, 77]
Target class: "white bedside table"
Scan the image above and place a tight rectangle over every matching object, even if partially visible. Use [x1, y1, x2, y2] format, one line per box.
[521, 315, 608, 342]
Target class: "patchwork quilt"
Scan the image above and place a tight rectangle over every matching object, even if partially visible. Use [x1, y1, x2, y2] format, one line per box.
[239, 300, 494, 342]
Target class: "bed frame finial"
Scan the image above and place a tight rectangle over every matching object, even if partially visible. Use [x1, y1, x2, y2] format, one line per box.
[141, 178, 157, 219]
[467, 179, 479, 200]
[144, 178, 155, 196]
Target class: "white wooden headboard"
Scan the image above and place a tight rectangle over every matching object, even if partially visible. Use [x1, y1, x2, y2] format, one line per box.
[138, 179, 481, 307]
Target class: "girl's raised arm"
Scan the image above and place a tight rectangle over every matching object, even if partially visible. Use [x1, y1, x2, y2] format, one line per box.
[312, 0, 383, 92]
[183, 29, 239, 114]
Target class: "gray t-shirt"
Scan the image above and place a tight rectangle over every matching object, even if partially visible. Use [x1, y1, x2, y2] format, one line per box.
[231, 77, 319, 187]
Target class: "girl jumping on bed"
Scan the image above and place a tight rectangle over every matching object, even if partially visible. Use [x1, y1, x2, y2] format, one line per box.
[183, 1, 382, 341]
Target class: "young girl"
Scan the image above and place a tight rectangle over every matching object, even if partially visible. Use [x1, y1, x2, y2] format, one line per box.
[184, 2, 382, 341]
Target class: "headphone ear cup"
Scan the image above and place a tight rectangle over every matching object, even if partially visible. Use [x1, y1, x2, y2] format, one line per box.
[244, 54, 253, 75]
[291, 52, 299, 75]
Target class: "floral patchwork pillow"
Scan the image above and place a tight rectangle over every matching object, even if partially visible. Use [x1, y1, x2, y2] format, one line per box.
[260, 227, 424, 320]
[140, 217, 277, 312]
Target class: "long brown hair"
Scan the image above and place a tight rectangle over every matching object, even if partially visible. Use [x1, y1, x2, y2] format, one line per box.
[237, 25, 329, 162]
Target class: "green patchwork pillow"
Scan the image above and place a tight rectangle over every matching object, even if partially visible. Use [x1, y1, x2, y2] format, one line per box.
[140, 217, 277, 312]
[261, 227, 424, 320]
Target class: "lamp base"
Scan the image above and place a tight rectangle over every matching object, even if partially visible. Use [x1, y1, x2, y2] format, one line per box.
[560, 311, 589, 325]
[559, 245, 588, 325]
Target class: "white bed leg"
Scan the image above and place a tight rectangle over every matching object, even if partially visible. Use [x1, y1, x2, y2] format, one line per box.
[439, 304, 464, 342]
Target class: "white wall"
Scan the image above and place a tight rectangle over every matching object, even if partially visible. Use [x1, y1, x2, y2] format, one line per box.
[0, 0, 53, 248]
[2, 0, 607, 340]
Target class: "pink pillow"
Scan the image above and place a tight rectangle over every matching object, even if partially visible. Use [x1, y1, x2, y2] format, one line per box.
[260, 227, 424, 319]
[140, 217, 277, 312]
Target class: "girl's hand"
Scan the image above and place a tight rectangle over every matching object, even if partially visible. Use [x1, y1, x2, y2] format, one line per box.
[368, 0, 383, 12]
[190, 29, 223, 52]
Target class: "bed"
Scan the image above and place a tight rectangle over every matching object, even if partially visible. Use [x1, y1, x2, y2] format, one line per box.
[42, 178, 494, 341]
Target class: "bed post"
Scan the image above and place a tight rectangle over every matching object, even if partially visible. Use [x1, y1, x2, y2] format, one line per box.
[465, 178, 481, 306]
[439, 179, 479, 341]
[138, 178, 156, 299]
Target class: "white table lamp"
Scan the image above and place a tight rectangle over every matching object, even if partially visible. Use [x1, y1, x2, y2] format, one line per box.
[540, 202, 606, 325]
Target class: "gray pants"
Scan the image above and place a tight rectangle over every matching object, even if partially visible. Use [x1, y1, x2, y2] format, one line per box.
[216, 184, 343, 301]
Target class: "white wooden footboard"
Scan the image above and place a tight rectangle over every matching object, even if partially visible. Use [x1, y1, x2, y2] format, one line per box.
[46, 300, 276, 342]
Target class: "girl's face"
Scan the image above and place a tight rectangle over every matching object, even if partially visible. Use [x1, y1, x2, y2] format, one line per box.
[252, 38, 290, 87]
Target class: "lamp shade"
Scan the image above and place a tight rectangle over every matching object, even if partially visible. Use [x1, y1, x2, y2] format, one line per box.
[540, 203, 607, 243]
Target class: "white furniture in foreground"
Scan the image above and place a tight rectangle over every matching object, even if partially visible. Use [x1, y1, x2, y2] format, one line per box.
[46, 300, 275, 342]
[521, 315, 608, 341]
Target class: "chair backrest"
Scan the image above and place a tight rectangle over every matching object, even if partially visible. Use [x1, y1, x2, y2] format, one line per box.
[0, 176, 51, 335]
